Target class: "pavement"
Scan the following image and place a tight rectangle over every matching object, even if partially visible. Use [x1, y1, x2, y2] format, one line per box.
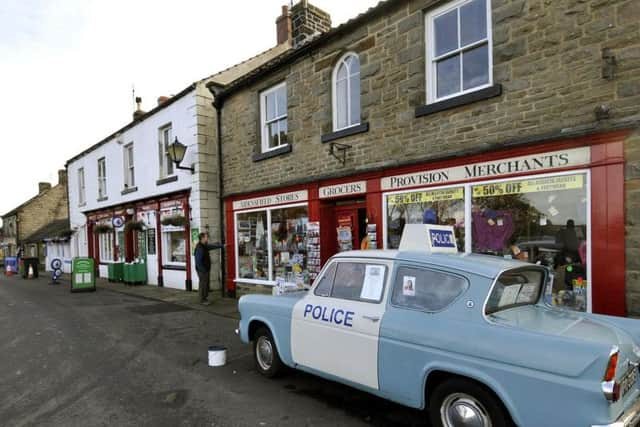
[0, 272, 427, 427]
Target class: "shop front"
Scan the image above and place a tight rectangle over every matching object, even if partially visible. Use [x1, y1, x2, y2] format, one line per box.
[85, 191, 195, 290]
[225, 131, 627, 316]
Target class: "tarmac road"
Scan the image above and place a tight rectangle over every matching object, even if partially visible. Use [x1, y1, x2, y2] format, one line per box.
[0, 274, 426, 427]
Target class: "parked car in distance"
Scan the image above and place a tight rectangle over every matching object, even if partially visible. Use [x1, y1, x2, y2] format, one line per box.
[237, 250, 640, 427]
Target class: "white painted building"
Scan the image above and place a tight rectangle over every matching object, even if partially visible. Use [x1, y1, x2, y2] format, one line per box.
[65, 42, 291, 292]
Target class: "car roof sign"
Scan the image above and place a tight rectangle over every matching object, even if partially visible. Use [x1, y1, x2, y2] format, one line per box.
[398, 224, 458, 254]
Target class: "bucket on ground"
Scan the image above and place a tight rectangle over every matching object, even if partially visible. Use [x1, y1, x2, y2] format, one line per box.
[208, 346, 227, 367]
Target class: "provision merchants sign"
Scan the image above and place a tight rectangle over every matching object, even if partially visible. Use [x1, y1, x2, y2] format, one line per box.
[380, 147, 590, 191]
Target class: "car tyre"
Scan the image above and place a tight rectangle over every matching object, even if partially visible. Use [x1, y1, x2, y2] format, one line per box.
[429, 377, 511, 427]
[253, 327, 283, 378]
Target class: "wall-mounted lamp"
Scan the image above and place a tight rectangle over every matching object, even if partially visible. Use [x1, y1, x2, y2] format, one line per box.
[167, 137, 195, 173]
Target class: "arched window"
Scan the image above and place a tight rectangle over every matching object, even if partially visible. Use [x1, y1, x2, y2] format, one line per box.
[332, 52, 361, 131]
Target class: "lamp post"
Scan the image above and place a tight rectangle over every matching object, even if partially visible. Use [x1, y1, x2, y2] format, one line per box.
[167, 137, 194, 173]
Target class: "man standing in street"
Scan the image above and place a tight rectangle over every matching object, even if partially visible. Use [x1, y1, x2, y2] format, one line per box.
[194, 232, 224, 305]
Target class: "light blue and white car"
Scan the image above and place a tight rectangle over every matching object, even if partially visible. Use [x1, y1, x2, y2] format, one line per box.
[237, 250, 640, 427]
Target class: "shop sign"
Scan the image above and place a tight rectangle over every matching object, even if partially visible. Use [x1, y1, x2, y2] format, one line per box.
[319, 181, 367, 199]
[381, 147, 591, 191]
[233, 190, 308, 211]
[387, 187, 464, 206]
[472, 174, 584, 198]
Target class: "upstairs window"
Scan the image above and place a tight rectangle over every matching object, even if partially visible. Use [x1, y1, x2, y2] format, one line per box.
[97, 157, 107, 199]
[332, 52, 361, 131]
[77, 167, 86, 206]
[158, 124, 174, 178]
[426, 0, 492, 103]
[260, 82, 288, 153]
[123, 143, 135, 188]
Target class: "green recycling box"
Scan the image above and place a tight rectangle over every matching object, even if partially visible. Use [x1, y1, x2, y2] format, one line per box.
[71, 257, 96, 292]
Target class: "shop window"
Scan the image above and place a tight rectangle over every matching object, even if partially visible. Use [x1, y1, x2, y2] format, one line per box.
[78, 167, 86, 206]
[391, 266, 468, 312]
[332, 52, 361, 131]
[235, 204, 311, 286]
[385, 187, 466, 250]
[123, 142, 135, 188]
[260, 82, 288, 153]
[426, 0, 492, 103]
[163, 229, 186, 265]
[158, 124, 174, 178]
[97, 157, 107, 199]
[237, 210, 269, 280]
[99, 232, 114, 262]
[471, 173, 589, 311]
[116, 230, 125, 262]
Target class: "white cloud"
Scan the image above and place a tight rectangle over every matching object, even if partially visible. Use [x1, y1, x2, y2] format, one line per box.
[0, 0, 379, 220]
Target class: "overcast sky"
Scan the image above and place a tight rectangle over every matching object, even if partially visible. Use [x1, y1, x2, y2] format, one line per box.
[0, 0, 378, 222]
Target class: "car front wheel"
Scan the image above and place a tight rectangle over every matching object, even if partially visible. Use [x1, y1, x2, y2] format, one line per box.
[253, 327, 283, 378]
[429, 378, 510, 427]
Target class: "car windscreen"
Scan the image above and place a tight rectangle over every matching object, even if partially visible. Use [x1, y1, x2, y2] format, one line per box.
[485, 268, 545, 315]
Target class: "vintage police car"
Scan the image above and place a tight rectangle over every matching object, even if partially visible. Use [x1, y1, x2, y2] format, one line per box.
[237, 227, 640, 427]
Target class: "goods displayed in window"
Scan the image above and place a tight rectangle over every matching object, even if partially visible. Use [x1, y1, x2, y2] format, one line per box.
[472, 173, 588, 311]
[236, 205, 311, 286]
[386, 187, 465, 250]
[164, 230, 186, 264]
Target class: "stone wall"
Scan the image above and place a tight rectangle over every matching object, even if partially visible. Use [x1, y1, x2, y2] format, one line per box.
[220, 0, 640, 309]
[18, 182, 69, 243]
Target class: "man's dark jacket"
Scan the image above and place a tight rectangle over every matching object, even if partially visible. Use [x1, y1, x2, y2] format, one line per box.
[194, 243, 223, 273]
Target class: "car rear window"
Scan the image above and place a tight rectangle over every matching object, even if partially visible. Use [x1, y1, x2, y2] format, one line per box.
[485, 268, 545, 315]
[391, 266, 468, 312]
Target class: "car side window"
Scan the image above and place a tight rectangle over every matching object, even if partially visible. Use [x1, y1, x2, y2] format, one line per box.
[331, 262, 386, 303]
[313, 262, 337, 297]
[391, 266, 468, 312]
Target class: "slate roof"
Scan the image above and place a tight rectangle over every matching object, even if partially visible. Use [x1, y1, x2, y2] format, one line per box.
[23, 219, 72, 243]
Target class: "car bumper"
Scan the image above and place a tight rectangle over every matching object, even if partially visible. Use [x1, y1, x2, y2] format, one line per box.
[593, 398, 640, 427]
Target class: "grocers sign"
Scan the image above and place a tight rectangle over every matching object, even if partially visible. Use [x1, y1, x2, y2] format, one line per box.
[319, 181, 367, 199]
[381, 147, 591, 191]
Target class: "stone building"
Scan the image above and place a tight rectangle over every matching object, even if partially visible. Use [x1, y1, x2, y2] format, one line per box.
[1, 170, 69, 265]
[211, 0, 640, 316]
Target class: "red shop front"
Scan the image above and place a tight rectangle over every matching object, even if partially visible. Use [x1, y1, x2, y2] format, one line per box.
[86, 190, 194, 290]
[225, 130, 628, 316]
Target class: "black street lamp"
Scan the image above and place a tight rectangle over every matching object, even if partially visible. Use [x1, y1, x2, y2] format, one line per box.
[167, 137, 194, 173]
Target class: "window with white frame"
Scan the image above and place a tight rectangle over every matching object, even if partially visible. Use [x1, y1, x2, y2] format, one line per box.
[260, 82, 288, 152]
[78, 167, 86, 206]
[426, 0, 492, 103]
[333, 52, 361, 131]
[158, 124, 174, 178]
[99, 232, 114, 262]
[163, 228, 186, 265]
[97, 157, 107, 199]
[123, 143, 135, 188]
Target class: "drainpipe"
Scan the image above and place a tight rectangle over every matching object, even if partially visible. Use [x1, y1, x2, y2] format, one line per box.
[209, 83, 228, 298]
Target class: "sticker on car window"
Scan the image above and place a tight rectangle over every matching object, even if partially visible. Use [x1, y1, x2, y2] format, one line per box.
[360, 265, 385, 301]
[499, 284, 522, 306]
[402, 276, 416, 297]
[517, 283, 538, 303]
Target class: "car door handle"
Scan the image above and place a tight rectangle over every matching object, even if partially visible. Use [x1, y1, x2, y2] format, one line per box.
[362, 315, 380, 322]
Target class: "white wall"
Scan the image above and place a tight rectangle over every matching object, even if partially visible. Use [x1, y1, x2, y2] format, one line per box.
[67, 86, 215, 290]
[45, 241, 72, 273]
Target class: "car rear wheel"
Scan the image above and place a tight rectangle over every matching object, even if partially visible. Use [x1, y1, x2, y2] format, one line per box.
[253, 327, 283, 378]
[429, 378, 510, 427]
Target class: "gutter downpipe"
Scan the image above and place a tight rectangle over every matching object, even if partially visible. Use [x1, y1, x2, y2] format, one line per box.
[209, 84, 229, 298]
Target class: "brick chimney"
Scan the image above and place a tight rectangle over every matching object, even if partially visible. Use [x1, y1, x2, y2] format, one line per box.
[133, 97, 145, 120]
[290, 0, 331, 48]
[276, 5, 292, 45]
[58, 169, 67, 185]
[39, 182, 52, 194]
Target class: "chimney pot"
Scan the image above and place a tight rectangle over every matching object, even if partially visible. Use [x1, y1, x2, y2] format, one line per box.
[38, 182, 52, 194]
[58, 169, 67, 185]
[133, 97, 145, 120]
[157, 96, 170, 106]
[276, 4, 292, 45]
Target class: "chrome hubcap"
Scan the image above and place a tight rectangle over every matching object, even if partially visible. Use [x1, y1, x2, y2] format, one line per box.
[256, 336, 273, 371]
[440, 393, 492, 427]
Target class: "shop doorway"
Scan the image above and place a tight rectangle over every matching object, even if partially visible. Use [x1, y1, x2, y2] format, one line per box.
[334, 200, 367, 252]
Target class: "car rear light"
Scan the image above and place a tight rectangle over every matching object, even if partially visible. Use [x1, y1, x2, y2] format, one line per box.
[602, 346, 620, 402]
